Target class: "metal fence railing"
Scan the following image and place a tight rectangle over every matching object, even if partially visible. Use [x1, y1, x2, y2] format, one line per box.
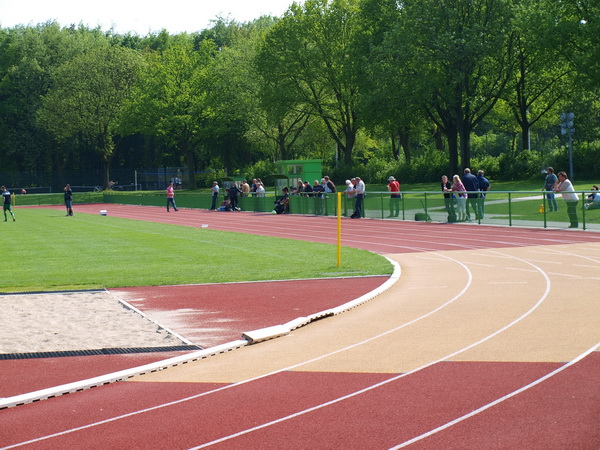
[13, 190, 600, 231]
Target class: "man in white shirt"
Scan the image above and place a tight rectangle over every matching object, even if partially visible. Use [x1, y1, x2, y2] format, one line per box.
[351, 177, 365, 219]
[554, 171, 579, 228]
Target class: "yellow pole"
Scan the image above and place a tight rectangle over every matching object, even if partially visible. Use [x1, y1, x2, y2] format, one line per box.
[337, 191, 342, 267]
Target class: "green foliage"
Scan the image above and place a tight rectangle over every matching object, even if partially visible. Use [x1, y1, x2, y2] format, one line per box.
[1, 4, 600, 190]
[498, 150, 544, 180]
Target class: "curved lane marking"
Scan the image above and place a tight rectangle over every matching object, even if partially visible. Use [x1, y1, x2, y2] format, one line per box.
[5, 252, 473, 448]
[188, 249, 552, 449]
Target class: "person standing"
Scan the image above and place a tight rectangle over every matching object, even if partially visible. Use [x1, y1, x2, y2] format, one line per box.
[476, 170, 490, 219]
[166, 182, 178, 212]
[210, 181, 219, 210]
[543, 167, 559, 212]
[1, 186, 15, 222]
[64, 183, 74, 216]
[387, 176, 401, 218]
[462, 168, 480, 220]
[452, 175, 467, 221]
[229, 182, 241, 210]
[441, 175, 454, 220]
[241, 180, 250, 197]
[351, 177, 365, 219]
[554, 171, 579, 228]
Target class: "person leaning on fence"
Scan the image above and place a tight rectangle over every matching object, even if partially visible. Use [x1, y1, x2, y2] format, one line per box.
[476, 170, 490, 219]
[543, 167, 559, 212]
[64, 183, 73, 216]
[210, 181, 219, 210]
[351, 177, 365, 219]
[303, 181, 313, 197]
[241, 179, 250, 197]
[324, 176, 336, 194]
[256, 182, 266, 197]
[1, 186, 15, 222]
[452, 175, 467, 221]
[441, 175, 454, 217]
[166, 182, 178, 212]
[554, 171, 579, 228]
[313, 180, 324, 214]
[229, 182, 242, 211]
[387, 176, 401, 218]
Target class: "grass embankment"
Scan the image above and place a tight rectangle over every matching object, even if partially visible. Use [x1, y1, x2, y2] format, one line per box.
[2, 209, 392, 293]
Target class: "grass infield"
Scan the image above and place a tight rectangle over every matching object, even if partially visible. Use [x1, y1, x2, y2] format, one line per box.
[1, 209, 392, 293]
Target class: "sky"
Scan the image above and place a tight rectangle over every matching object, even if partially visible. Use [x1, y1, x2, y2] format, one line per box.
[0, 0, 301, 35]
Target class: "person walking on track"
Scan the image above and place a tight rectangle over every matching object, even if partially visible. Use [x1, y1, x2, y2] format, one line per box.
[166, 182, 178, 212]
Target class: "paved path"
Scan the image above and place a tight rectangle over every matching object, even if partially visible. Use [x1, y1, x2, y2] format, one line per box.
[1, 205, 599, 449]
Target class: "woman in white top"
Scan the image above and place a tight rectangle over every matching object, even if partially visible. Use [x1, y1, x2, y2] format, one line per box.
[554, 171, 579, 228]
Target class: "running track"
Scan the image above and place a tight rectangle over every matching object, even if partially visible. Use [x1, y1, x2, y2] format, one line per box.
[1, 204, 599, 449]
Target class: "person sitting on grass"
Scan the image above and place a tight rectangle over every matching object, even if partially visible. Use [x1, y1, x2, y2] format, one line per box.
[584, 185, 600, 210]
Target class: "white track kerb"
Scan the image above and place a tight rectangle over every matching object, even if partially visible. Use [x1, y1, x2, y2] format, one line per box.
[0, 258, 400, 409]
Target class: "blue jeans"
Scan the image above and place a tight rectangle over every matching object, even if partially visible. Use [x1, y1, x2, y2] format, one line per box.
[545, 191, 558, 211]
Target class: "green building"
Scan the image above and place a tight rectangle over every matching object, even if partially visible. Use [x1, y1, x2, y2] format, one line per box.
[274, 159, 323, 193]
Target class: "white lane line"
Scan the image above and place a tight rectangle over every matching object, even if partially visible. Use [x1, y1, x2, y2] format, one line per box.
[5, 252, 473, 449]
[188, 250, 551, 449]
[390, 341, 600, 449]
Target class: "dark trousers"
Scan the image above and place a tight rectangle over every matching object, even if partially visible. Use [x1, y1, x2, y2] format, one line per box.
[210, 195, 217, 210]
[167, 198, 177, 211]
[566, 201, 578, 227]
[546, 191, 558, 211]
[352, 194, 364, 218]
[466, 196, 479, 220]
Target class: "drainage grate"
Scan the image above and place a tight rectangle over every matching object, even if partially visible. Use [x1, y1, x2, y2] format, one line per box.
[0, 345, 202, 360]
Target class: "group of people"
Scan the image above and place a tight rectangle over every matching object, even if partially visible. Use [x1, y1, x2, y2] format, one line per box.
[162, 171, 597, 228]
[441, 169, 491, 222]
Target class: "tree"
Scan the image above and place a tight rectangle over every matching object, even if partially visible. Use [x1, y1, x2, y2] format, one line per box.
[38, 41, 142, 188]
[0, 22, 86, 181]
[401, 0, 516, 174]
[502, 1, 572, 151]
[124, 37, 217, 188]
[257, 0, 362, 166]
[354, 0, 425, 164]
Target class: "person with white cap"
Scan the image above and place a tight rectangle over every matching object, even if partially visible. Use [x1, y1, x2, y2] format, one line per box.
[387, 176, 401, 217]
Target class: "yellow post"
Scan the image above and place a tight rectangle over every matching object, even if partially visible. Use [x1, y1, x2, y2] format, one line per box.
[337, 191, 342, 267]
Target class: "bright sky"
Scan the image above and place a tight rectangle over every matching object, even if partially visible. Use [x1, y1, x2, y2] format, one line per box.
[0, 0, 301, 34]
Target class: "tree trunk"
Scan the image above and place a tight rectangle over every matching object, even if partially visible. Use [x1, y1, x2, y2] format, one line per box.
[390, 133, 399, 161]
[459, 126, 472, 171]
[398, 127, 411, 164]
[447, 129, 459, 176]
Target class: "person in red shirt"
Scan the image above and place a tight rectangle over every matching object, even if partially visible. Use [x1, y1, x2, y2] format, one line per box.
[387, 176, 401, 217]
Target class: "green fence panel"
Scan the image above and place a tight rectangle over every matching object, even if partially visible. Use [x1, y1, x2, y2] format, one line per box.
[14, 189, 599, 230]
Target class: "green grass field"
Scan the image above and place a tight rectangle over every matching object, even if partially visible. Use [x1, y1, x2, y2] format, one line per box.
[1, 209, 392, 293]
